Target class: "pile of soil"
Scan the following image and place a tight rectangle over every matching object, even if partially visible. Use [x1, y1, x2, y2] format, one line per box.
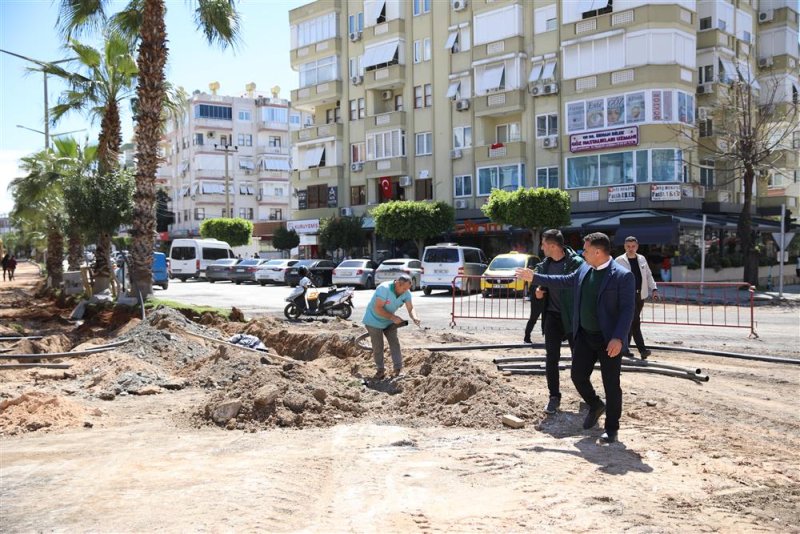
[0, 391, 94, 435]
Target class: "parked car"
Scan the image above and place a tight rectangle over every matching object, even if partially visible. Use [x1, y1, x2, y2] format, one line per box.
[480, 252, 540, 297]
[332, 259, 378, 289]
[421, 243, 488, 295]
[205, 258, 241, 283]
[255, 259, 299, 286]
[374, 258, 423, 290]
[169, 238, 234, 281]
[284, 259, 337, 287]
[152, 252, 170, 290]
[229, 259, 271, 285]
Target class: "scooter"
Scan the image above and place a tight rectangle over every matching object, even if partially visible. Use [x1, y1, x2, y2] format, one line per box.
[284, 284, 355, 320]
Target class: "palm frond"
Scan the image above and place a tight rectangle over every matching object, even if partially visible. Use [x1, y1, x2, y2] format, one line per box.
[194, 0, 242, 50]
[57, 0, 108, 40]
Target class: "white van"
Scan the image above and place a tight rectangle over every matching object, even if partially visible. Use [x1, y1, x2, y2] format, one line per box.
[421, 243, 488, 295]
[169, 238, 235, 281]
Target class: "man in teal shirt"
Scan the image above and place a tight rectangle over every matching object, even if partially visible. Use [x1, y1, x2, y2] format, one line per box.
[363, 274, 420, 379]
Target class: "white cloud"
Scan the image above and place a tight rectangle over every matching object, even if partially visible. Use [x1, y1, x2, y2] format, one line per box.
[0, 149, 29, 215]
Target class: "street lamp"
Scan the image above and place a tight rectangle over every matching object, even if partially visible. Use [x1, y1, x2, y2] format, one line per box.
[1, 48, 75, 149]
[16, 124, 87, 143]
[214, 142, 239, 217]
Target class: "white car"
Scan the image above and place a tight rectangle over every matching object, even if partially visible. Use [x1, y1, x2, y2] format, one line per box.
[254, 259, 299, 286]
[332, 259, 378, 289]
[374, 258, 423, 291]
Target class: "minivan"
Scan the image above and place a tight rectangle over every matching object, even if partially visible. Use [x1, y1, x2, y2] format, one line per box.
[169, 238, 235, 281]
[421, 243, 488, 295]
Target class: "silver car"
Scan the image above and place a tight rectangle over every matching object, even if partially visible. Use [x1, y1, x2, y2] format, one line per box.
[332, 259, 378, 289]
[255, 259, 299, 286]
[374, 258, 423, 291]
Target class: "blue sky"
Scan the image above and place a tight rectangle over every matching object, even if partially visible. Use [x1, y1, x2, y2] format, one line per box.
[0, 0, 307, 214]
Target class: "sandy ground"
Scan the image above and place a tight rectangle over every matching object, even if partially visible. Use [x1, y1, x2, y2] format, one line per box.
[1, 262, 799, 533]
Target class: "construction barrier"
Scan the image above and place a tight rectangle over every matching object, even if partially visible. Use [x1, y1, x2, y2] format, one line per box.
[449, 275, 757, 337]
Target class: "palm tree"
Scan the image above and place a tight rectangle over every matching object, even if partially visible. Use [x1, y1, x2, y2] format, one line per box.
[42, 30, 138, 291]
[57, 0, 241, 297]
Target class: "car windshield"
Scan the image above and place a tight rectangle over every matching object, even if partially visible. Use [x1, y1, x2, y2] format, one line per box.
[424, 248, 459, 263]
[381, 260, 406, 266]
[264, 260, 284, 266]
[239, 260, 260, 266]
[490, 256, 527, 270]
[213, 259, 238, 266]
[338, 260, 365, 268]
[293, 260, 316, 269]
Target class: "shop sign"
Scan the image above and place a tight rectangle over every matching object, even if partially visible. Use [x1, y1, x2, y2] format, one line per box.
[650, 184, 682, 201]
[327, 186, 338, 208]
[455, 220, 510, 235]
[608, 185, 636, 203]
[569, 126, 639, 153]
[287, 218, 319, 234]
[578, 189, 599, 202]
[297, 190, 307, 210]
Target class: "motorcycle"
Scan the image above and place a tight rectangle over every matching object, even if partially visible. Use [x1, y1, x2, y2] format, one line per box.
[284, 284, 355, 320]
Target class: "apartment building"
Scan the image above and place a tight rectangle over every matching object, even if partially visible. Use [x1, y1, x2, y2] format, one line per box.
[160, 83, 311, 253]
[288, 0, 798, 253]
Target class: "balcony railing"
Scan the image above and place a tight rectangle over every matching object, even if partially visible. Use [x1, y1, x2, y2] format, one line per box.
[291, 80, 343, 109]
[292, 122, 343, 144]
[474, 141, 526, 164]
[256, 145, 289, 155]
[473, 89, 525, 117]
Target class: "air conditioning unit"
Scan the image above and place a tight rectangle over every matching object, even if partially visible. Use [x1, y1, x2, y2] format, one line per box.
[207, 131, 215, 138]
[758, 10, 773, 23]
[351, 75, 363, 85]
[351, 162, 363, 172]
[381, 90, 393, 101]
[454, 198, 469, 209]
[529, 84, 541, 96]
[455, 99, 470, 111]
[698, 107, 711, 120]
[340, 207, 353, 216]
[256, 193, 263, 201]
[349, 31, 362, 42]
[399, 175, 412, 187]
[542, 136, 558, 148]
[758, 56, 773, 68]
[543, 83, 559, 95]
[450, 149, 462, 159]
[697, 83, 714, 95]
[453, 0, 467, 11]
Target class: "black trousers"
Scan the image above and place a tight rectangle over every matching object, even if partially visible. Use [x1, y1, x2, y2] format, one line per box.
[543, 312, 573, 399]
[628, 296, 646, 353]
[524, 297, 543, 340]
[572, 328, 622, 432]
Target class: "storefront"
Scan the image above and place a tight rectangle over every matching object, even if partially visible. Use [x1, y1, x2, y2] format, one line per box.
[287, 219, 320, 258]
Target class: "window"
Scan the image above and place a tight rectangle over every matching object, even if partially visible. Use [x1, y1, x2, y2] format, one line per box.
[194, 208, 205, 220]
[293, 12, 337, 48]
[239, 207, 254, 220]
[453, 126, 472, 149]
[699, 118, 713, 137]
[349, 56, 363, 77]
[477, 164, 524, 196]
[698, 65, 714, 84]
[414, 40, 422, 63]
[496, 123, 521, 143]
[269, 208, 283, 220]
[194, 104, 232, 120]
[415, 132, 433, 155]
[414, 85, 423, 108]
[446, 30, 459, 53]
[534, 4, 557, 34]
[366, 129, 406, 160]
[351, 142, 365, 163]
[415, 178, 433, 200]
[274, 187, 284, 197]
[307, 184, 328, 209]
[424, 38, 431, 61]
[348, 12, 364, 34]
[447, 26, 471, 53]
[700, 164, 714, 188]
[413, 0, 430, 16]
[424, 84, 433, 107]
[699, 16, 711, 30]
[362, 40, 400, 71]
[268, 136, 281, 148]
[237, 134, 253, 146]
[194, 133, 204, 146]
[677, 92, 694, 124]
[326, 105, 340, 124]
[473, 4, 523, 46]
[238, 110, 251, 121]
[454, 175, 472, 197]
[239, 182, 255, 195]
[359, 98, 365, 119]
[349, 99, 358, 121]
[298, 56, 337, 88]
[536, 114, 558, 137]
[219, 135, 229, 147]
[651, 90, 673, 121]
[651, 149, 682, 182]
[351, 185, 366, 205]
[536, 167, 559, 189]
[394, 94, 403, 111]
[261, 107, 288, 123]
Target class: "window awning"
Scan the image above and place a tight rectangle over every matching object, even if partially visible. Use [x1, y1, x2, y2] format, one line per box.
[612, 223, 679, 246]
[373, 0, 386, 23]
[719, 57, 736, 83]
[238, 159, 255, 170]
[445, 31, 459, 51]
[736, 60, 761, 90]
[303, 146, 325, 168]
[362, 41, 398, 70]
[482, 63, 505, 92]
[446, 80, 461, 99]
[262, 158, 291, 171]
[528, 62, 543, 83]
[541, 60, 557, 81]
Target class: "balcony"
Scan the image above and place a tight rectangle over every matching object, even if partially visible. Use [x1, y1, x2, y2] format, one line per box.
[296, 164, 344, 183]
[364, 64, 406, 91]
[697, 29, 737, 51]
[257, 120, 289, 131]
[291, 79, 343, 110]
[473, 141, 526, 165]
[290, 37, 343, 69]
[365, 18, 405, 41]
[256, 145, 290, 156]
[365, 111, 406, 133]
[472, 36, 524, 63]
[473, 89, 525, 117]
[193, 117, 233, 130]
[291, 122, 344, 144]
[365, 157, 407, 179]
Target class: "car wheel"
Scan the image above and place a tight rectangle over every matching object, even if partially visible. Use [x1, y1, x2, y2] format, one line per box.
[412, 277, 418, 291]
[180, 277, 187, 282]
[423, 286, 432, 296]
[313, 275, 323, 287]
[365, 276, 374, 290]
[209, 279, 216, 283]
[161, 282, 169, 290]
[235, 281, 241, 285]
[259, 281, 267, 286]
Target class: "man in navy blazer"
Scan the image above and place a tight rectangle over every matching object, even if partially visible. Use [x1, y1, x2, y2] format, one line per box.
[517, 232, 635, 443]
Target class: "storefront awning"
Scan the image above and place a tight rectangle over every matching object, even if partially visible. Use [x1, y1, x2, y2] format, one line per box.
[612, 223, 679, 246]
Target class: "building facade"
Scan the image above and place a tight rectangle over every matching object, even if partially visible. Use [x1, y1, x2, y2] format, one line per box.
[160, 83, 311, 254]
[288, 0, 799, 255]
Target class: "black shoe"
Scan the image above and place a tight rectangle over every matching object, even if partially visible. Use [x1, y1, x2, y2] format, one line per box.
[640, 349, 651, 360]
[620, 351, 634, 358]
[600, 430, 618, 444]
[544, 396, 560, 414]
[523, 337, 532, 344]
[583, 402, 606, 429]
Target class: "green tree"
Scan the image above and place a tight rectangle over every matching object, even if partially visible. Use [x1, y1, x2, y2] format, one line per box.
[481, 188, 571, 251]
[319, 216, 367, 259]
[56, 0, 242, 298]
[371, 201, 455, 258]
[272, 226, 299, 254]
[200, 218, 252, 247]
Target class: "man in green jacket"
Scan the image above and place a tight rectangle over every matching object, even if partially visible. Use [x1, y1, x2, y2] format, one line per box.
[533, 229, 584, 414]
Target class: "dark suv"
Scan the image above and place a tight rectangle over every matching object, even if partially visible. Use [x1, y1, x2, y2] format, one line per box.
[284, 259, 337, 287]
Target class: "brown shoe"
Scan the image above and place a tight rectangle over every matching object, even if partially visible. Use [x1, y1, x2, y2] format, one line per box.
[373, 369, 386, 380]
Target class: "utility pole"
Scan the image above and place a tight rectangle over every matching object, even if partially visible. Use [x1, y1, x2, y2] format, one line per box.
[214, 141, 238, 217]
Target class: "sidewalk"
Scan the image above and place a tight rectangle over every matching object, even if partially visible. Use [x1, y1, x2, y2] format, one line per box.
[656, 283, 800, 305]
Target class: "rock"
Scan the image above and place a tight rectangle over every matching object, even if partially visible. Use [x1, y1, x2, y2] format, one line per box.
[502, 414, 525, 429]
[211, 400, 242, 424]
[283, 391, 310, 413]
[98, 391, 115, 401]
[282, 362, 295, 371]
[83, 421, 93, 428]
[445, 379, 479, 404]
[312, 388, 327, 403]
[136, 386, 162, 395]
[646, 400, 658, 407]
[253, 385, 283, 408]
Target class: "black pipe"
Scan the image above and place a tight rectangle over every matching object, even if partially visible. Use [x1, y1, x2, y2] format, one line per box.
[0, 338, 131, 360]
[503, 365, 709, 382]
[0, 336, 45, 341]
[0, 363, 72, 370]
[424, 342, 546, 352]
[647, 344, 799, 366]
[496, 357, 703, 375]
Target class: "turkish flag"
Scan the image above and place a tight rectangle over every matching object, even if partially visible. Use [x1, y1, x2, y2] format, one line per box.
[380, 177, 392, 199]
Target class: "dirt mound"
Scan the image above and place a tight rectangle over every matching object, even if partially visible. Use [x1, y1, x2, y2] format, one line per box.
[0, 391, 91, 435]
[241, 318, 363, 361]
[67, 350, 186, 399]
